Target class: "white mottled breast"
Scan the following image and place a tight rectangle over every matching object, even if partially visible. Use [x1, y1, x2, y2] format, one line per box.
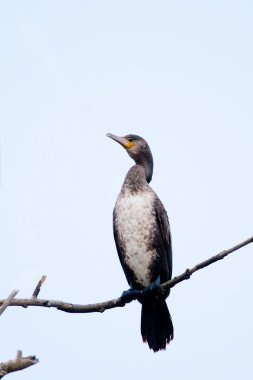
[114, 189, 157, 288]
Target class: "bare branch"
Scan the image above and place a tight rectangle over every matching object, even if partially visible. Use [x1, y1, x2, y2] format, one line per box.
[0, 236, 252, 314]
[162, 235, 253, 290]
[0, 350, 39, 378]
[32, 275, 47, 298]
[0, 290, 19, 316]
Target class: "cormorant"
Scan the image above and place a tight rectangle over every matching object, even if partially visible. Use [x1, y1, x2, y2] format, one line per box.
[107, 133, 173, 352]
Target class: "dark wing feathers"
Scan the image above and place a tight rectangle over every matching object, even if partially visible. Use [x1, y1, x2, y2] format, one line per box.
[155, 198, 173, 281]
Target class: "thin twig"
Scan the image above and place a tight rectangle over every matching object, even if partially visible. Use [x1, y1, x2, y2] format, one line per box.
[0, 236, 252, 314]
[0, 350, 38, 378]
[32, 275, 47, 298]
[0, 290, 19, 316]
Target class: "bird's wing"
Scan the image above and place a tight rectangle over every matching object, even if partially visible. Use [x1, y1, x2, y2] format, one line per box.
[155, 197, 173, 281]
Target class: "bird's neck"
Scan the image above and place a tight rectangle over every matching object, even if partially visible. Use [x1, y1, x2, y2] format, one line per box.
[122, 165, 151, 193]
[137, 157, 153, 183]
[132, 149, 153, 183]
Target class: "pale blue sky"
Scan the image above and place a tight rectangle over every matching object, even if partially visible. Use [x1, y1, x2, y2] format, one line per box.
[0, 1, 253, 379]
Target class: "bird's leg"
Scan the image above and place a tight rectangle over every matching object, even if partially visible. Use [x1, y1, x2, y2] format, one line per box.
[121, 286, 141, 303]
[141, 276, 161, 296]
[149, 275, 161, 291]
[121, 276, 162, 303]
[138, 276, 165, 304]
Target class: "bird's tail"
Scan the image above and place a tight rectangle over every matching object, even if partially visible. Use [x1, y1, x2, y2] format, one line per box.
[141, 301, 174, 352]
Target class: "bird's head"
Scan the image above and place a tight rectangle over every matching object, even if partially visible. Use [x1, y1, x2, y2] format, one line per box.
[107, 133, 153, 182]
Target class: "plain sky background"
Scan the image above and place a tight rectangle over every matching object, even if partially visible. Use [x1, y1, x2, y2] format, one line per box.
[0, 1, 253, 379]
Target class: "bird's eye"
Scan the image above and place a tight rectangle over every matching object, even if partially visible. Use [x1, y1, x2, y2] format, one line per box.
[128, 138, 133, 142]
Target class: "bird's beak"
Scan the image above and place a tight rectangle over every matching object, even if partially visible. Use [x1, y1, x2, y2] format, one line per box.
[106, 133, 134, 150]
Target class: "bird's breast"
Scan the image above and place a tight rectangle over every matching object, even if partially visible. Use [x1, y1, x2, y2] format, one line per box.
[114, 189, 158, 288]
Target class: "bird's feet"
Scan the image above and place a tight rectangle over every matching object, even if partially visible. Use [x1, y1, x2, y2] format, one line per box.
[141, 276, 161, 296]
[139, 276, 164, 303]
[120, 276, 163, 304]
[121, 288, 141, 303]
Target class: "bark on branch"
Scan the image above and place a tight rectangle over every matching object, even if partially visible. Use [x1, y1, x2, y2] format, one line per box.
[0, 290, 19, 316]
[0, 236, 252, 314]
[32, 275, 47, 298]
[0, 350, 38, 378]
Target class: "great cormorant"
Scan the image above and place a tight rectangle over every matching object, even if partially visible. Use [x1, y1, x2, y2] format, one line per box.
[107, 133, 173, 352]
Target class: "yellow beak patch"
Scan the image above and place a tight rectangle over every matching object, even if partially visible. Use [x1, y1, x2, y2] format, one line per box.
[125, 141, 134, 150]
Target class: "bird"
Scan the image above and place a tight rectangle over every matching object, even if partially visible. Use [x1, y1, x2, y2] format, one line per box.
[107, 133, 173, 352]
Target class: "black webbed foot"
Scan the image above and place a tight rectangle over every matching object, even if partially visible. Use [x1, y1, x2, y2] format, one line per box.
[121, 288, 141, 303]
[139, 276, 164, 303]
[141, 276, 161, 295]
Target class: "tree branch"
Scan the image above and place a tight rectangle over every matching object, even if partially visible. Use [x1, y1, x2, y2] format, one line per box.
[0, 236, 252, 313]
[163, 235, 253, 290]
[32, 275, 47, 298]
[0, 350, 38, 378]
[0, 290, 19, 316]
